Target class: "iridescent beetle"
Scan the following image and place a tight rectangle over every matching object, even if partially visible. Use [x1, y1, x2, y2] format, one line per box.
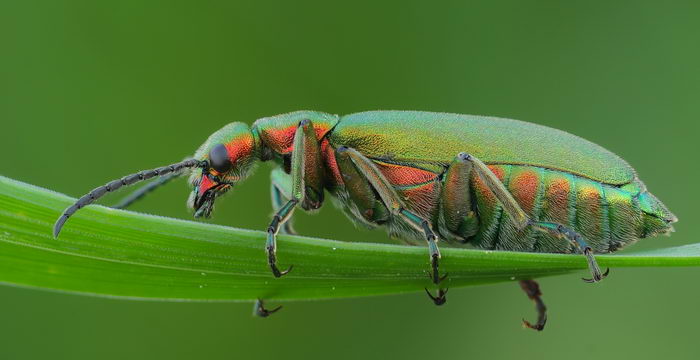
[54, 111, 677, 330]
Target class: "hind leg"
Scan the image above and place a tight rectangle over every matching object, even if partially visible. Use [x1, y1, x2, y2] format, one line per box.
[528, 222, 609, 282]
[454, 152, 607, 282]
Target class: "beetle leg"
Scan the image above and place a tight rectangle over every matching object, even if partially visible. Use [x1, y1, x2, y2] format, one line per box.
[267, 199, 297, 277]
[529, 221, 609, 282]
[438, 154, 480, 243]
[424, 287, 448, 306]
[519, 279, 547, 331]
[265, 119, 324, 278]
[253, 299, 283, 318]
[270, 168, 297, 235]
[400, 209, 446, 285]
[455, 153, 530, 228]
[456, 152, 608, 283]
[334, 146, 390, 226]
[336, 147, 448, 302]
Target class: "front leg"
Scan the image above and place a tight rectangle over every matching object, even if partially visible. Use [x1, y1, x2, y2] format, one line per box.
[265, 119, 325, 278]
[270, 167, 297, 235]
[267, 199, 297, 277]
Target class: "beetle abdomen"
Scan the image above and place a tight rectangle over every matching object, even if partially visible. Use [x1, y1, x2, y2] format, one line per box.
[469, 165, 676, 254]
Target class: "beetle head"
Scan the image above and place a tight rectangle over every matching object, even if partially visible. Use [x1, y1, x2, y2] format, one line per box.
[188, 122, 259, 218]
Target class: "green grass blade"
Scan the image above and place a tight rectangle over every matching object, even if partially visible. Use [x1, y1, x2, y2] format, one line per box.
[0, 175, 697, 302]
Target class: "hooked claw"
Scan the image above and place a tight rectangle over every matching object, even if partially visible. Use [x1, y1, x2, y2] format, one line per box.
[271, 263, 294, 278]
[425, 287, 448, 306]
[267, 249, 294, 278]
[582, 267, 610, 283]
[254, 299, 283, 318]
[522, 317, 547, 331]
[581, 247, 610, 283]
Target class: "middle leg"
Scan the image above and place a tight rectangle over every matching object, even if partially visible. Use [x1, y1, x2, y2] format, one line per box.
[335, 146, 448, 304]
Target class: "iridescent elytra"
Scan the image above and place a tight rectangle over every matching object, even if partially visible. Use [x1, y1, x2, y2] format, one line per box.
[53, 110, 677, 330]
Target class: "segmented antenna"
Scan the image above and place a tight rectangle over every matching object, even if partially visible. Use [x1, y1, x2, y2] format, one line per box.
[53, 158, 205, 238]
[112, 172, 180, 209]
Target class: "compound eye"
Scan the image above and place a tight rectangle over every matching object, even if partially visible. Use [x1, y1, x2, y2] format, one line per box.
[209, 143, 232, 173]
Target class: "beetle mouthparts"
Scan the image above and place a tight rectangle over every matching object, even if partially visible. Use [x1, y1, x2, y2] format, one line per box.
[193, 183, 230, 218]
[193, 196, 215, 218]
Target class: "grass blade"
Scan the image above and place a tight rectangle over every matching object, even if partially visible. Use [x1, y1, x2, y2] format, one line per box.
[0, 175, 697, 302]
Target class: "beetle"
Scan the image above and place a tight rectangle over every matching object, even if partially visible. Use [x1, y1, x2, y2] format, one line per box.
[53, 110, 677, 330]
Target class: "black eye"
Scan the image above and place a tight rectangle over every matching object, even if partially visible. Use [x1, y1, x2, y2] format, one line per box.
[209, 143, 232, 173]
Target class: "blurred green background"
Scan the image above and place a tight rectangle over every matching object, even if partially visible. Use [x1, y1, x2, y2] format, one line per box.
[1, 1, 698, 359]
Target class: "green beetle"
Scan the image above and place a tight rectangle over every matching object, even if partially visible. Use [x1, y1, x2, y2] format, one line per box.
[54, 110, 677, 330]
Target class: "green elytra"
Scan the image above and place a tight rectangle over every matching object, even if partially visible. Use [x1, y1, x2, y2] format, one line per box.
[332, 111, 634, 185]
[54, 110, 677, 329]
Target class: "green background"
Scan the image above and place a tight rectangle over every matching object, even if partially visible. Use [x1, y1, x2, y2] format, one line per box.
[1, 1, 698, 359]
